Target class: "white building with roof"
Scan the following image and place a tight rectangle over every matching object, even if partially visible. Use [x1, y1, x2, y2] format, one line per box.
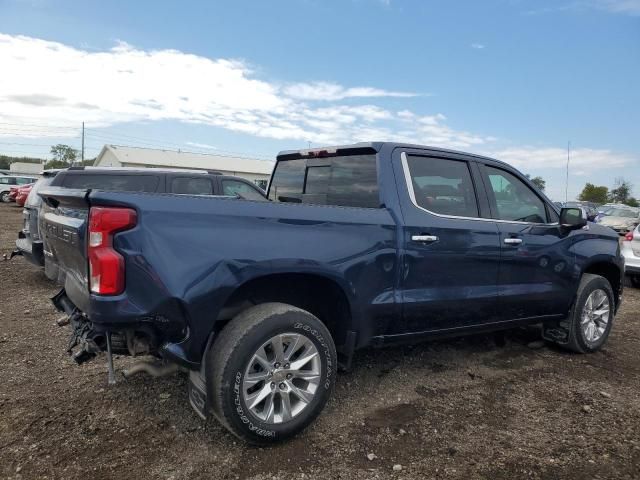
[94, 145, 274, 189]
[10, 161, 44, 175]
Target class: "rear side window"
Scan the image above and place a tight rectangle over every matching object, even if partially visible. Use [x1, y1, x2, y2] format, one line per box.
[17, 177, 35, 185]
[268, 154, 379, 208]
[0, 177, 12, 184]
[405, 156, 479, 218]
[171, 177, 213, 195]
[61, 174, 160, 192]
[221, 179, 266, 201]
[485, 166, 548, 223]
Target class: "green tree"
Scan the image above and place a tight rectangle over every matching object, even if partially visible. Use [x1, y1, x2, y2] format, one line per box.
[578, 183, 609, 204]
[49, 144, 78, 165]
[627, 197, 639, 208]
[609, 177, 633, 204]
[45, 159, 72, 169]
[525, 174, 546, 191]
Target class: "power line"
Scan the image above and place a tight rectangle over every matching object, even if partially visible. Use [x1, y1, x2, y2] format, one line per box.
[84, 132, 271, 160]
[0, 149, 48, 157]
[0, 122, 80, 130]
[0, 141, 56, 148]
[0, 121, 273, 160]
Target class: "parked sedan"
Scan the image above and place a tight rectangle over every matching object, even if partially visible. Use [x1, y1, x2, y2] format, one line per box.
[0, 175, 38, 202]
[598, 207, 640, 234]
[623, 226, 640, 287]
[8, 185, 20, 202]
[15, 184, 34, 206]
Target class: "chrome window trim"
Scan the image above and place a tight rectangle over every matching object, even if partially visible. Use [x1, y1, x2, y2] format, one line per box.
[400, 152, 558, 226]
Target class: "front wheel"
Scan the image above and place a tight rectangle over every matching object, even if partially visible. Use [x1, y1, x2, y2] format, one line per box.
[566, 274, 615, 353]
[0, 191, 11, 203]
[207, 303, 337, 444]
[630, 275, 640, 288]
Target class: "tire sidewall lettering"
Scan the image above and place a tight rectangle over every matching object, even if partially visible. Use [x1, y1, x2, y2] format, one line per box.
[233, 371, 276, 437]
[294, 322, 333, 390]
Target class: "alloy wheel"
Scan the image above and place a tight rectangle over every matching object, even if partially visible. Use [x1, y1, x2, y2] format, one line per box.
[242, 332, 321, 424]
[580, 289, 610, 343]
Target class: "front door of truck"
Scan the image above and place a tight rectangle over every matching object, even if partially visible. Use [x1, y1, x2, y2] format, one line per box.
[478, 163, 575, 320]
[392, 150, 502, 334]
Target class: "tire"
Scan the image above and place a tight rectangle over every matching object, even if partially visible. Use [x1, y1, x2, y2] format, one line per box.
[1, 191, 11, 203]
[206, 302, 337, 444]
[630, 275, 640, 288]
[566, 274, 615, 353]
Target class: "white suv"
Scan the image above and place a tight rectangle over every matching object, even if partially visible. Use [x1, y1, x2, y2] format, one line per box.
[622, 225, 640, 287]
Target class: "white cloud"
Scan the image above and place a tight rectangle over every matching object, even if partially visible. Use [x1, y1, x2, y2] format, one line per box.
[283, 82, 418, 101]
[594, 0, 640, 15]
[185, 141, 218, 150]
[0, 33, 483, 149]
[0, 32, 635, 183]
[524, 0, 640, 16]
[489, 146, 634, 171]
[471, 43, 485, 49]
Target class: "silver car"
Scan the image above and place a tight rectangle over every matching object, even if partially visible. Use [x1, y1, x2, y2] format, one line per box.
[598, 207, 640, 234]
[623, 225, 640, 288]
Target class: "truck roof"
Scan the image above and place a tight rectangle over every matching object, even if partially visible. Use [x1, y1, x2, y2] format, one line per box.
[276, 141, 508, 167]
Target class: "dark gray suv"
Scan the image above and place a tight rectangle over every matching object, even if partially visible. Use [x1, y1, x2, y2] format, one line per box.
[14, 166, 266, 281]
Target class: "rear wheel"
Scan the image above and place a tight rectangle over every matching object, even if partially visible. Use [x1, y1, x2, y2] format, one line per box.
[630, 275, 640, 288]
[207, 303, 336, 444]
[566, 274, 614, 353]
[1, 191, 11, 203]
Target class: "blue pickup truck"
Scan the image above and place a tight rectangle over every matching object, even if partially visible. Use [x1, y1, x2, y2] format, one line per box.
[40, 142, 624, 444]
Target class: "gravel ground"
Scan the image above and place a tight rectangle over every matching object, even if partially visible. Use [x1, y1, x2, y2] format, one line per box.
[1, 202, 639, 480]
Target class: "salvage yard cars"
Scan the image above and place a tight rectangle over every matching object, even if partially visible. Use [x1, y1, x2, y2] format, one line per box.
[597, 207, 640, 234]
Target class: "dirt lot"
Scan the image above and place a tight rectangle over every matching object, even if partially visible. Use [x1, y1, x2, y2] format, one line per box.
[1, 203, 639, 480]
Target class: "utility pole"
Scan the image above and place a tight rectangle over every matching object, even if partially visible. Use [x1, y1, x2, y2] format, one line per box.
[81, 121, 85, 165]
[565, 140, 570, 203]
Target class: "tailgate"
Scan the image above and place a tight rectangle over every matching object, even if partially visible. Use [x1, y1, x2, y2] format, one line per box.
[38, 187, 91, 301]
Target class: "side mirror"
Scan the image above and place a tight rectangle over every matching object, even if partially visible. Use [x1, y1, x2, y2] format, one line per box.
[560, 207, 587, 230]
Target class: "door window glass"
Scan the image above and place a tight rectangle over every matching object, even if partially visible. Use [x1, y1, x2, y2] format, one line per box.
[254, 179, 268, 190]
[222, 180, 266, 201]
[171, 177, 213, 195]
[485, 166, 548, 223]
[405, 156, 479, 217]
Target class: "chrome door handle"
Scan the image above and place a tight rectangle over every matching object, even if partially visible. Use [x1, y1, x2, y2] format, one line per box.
[504, 237, 523, 245]
[411, 235, 438, 243]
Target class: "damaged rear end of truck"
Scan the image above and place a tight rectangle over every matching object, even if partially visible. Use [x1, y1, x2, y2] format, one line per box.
[39, 187, 189, 384]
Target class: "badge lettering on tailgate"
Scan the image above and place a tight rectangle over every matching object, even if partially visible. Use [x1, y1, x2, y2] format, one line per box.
[45, 222, 78, 246]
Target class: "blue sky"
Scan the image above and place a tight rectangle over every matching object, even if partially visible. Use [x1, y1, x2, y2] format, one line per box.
[0, 0, 638, 200]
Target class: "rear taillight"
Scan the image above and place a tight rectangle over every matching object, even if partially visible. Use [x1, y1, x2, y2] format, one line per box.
[88, 207, 137, 295]
[624, 231, 634, 241]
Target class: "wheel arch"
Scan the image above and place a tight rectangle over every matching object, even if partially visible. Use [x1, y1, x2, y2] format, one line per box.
[212, 271, 356, 350]
[582, 261, 622, 309]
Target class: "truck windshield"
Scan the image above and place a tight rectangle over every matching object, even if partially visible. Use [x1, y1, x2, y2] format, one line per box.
[268, 154, 379, 208]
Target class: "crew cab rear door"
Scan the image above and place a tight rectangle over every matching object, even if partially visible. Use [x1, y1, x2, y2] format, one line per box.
[391, 148, 501, 334]
[477, 161, 574, 320]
